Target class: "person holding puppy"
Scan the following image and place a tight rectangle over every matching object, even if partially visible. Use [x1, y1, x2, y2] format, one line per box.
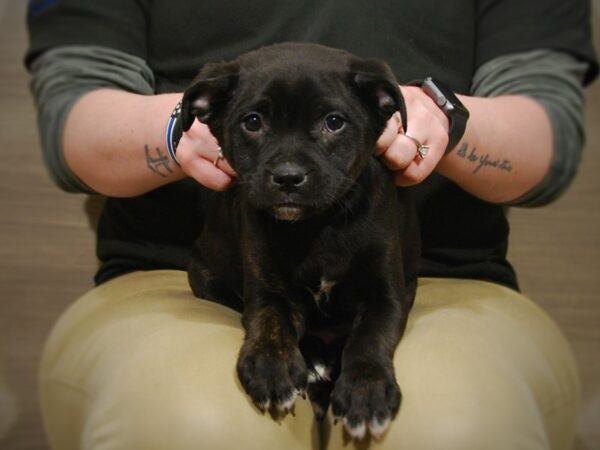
[26, 0, 597, 449]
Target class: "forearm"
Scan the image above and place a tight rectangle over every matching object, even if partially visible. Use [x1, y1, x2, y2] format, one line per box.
[63, 89, 184, 197]
[380, 50, 588, 206]
[436, 94, 553, 204]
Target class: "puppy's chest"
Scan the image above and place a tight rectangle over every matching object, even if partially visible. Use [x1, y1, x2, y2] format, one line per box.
[256, 222, 367, 314]
[296, 263, 356, 318]
[306, 276, 338, 311]
[300, 273, 358, 342]
[286, 244, 348, 304]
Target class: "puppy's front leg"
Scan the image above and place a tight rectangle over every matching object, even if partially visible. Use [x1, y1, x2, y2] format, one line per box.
[331, 297, 407, 440]
[236, 290, 308, 414]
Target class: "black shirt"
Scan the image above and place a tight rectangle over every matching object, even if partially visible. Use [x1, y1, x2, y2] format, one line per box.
[26, 0, 598, 289]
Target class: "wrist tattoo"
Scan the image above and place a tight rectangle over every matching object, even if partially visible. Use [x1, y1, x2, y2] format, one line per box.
[145, 144, 174, 178]
[456, 143, 513, 174]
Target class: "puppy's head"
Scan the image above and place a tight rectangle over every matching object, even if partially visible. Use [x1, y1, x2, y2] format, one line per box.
[182, 43, 406, 221]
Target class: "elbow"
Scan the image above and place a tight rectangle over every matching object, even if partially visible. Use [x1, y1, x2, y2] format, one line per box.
[505, 125, 584, 208]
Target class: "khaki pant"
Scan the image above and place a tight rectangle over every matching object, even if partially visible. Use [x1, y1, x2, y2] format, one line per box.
[40, 271, 579, 450]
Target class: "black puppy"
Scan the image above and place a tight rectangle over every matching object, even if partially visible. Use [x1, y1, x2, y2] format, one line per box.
[181, 43, 420, 440]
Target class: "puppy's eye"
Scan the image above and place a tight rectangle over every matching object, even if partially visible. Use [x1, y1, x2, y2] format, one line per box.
[323, 114, 345, 133]
[242, 113, 263, 132]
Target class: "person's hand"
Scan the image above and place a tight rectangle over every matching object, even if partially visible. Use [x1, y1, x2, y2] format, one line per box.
[376, 85, 450, 186]
[175, 119, 237, 191]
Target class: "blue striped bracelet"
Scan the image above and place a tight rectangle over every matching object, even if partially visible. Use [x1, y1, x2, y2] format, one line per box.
[166, 101, 183, 166]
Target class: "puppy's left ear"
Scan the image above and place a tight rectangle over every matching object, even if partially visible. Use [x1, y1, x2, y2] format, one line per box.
[180, 61, 240, 133]
[350, 58, 407, 131]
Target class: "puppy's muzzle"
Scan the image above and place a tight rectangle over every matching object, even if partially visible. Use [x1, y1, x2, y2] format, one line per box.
[270, 162, 308, 194]
[265, 162, 313, 222]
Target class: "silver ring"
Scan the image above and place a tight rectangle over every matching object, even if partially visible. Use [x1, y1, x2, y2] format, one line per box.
[404, 133, 429, 159]
[213, 148, 224, 167]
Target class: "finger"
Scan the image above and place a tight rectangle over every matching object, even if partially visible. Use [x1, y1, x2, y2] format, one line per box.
[393, 134, 447, 186]
[186, 157, 235, 191]
[393, 158, 434, 186]
[393, 167, 418, 187]
[182, 121, 237, 174]
[380, 134, 419, 170]
[218, 158, 237, 177]
[393, 163, 438, 186]
[177, 132, 238, 179]
[209, 148, 237, 177]
[375, 112, 402, 155]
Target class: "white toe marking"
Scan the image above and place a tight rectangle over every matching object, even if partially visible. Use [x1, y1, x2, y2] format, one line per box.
[276, 391, 298, 412]
[369, 416, 391, 440]
[343, 417, 367, 440]
[257, 399, 271, 412]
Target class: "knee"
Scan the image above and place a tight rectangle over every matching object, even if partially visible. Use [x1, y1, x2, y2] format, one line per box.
[76, 327, 317, 450]
[325, 391, 552, 450]
[400, 408, 550, 450]
[81, 377, 318, 450]
[355, 278, 577, 450]
[39, 271, 318, 450]
[81, 380, 316, 450]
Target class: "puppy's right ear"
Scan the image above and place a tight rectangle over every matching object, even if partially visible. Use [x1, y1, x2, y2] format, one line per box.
[180, 61, 239, 132]
[349, 58, 407, 132]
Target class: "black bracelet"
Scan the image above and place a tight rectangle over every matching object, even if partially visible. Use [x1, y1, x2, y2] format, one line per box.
[165, 101, 183, 166]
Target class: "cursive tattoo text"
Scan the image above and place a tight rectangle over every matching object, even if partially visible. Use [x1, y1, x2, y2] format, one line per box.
[456, 143, 513, 174]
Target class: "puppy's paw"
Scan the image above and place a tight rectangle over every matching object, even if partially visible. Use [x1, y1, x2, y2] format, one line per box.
[236, 340, 308, 414]
[331, 364, 401, 440]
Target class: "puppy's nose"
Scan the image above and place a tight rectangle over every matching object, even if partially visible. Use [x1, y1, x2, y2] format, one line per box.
[270, 163, 308, 191]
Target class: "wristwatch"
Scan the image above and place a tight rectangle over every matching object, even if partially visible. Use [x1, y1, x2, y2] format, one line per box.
[409, 77, 469, 154]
